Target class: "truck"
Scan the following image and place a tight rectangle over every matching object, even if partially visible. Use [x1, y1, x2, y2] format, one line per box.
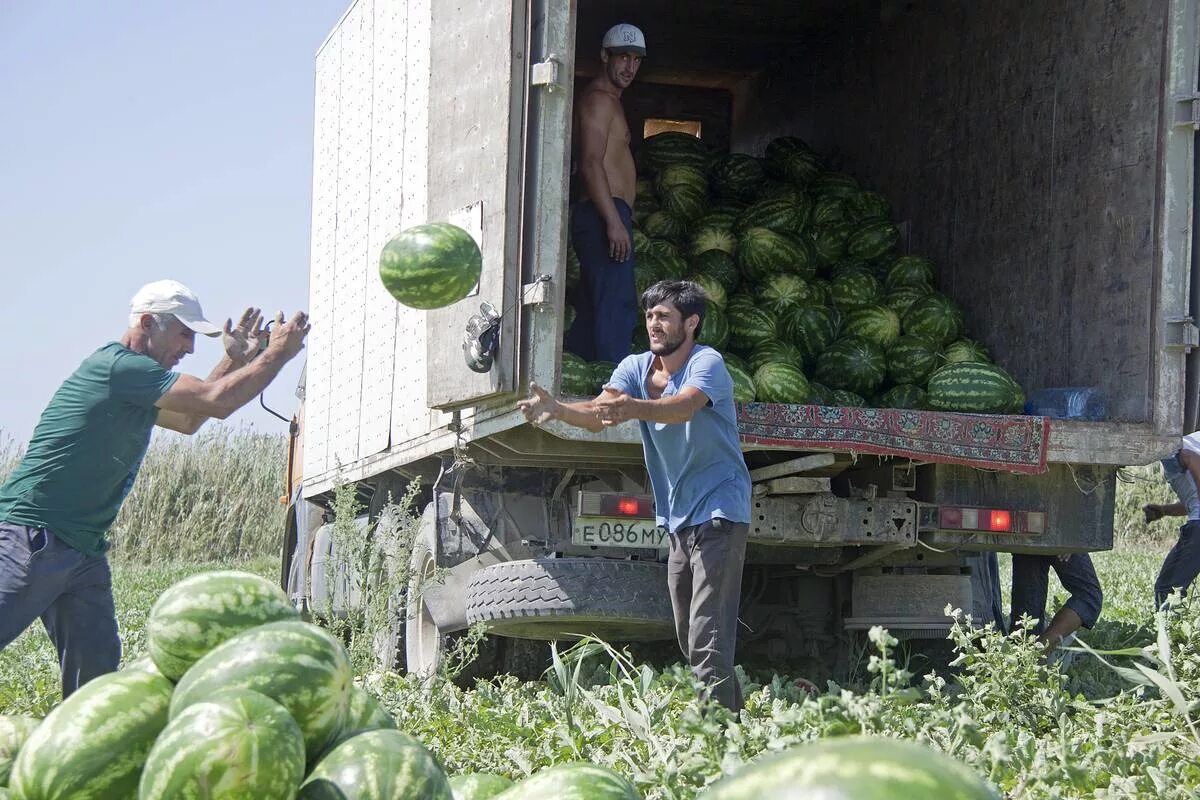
[280, 0, 1200, 679]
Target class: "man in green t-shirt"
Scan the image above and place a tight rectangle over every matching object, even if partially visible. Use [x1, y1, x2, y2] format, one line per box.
[0, 279, 310, 697]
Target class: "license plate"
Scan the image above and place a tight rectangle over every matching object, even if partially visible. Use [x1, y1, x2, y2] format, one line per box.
[572, 517, 667, 548]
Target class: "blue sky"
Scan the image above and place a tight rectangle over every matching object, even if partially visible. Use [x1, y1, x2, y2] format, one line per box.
[0, 0, 348, 444]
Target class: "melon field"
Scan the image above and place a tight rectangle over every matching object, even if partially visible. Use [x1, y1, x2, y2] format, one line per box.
[1, 430, 1199, 798]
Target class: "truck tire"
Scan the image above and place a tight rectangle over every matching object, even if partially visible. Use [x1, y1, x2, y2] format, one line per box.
[465, 559, 675, 642]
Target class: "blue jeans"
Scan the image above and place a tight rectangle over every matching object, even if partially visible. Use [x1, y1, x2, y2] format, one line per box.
[563, 198, 638, 363]
[1155, 519, 1200, 608]
[0, 522, 120, 698]
[1010, 552, 1102, 634]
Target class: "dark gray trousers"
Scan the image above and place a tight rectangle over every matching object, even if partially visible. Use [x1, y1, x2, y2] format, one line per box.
[0, 522, 120, 698]
[1156, 520, 1200, 608]
[666, 517, 748, 713]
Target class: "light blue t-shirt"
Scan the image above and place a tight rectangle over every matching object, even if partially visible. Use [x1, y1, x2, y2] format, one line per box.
[606, 345, 751, 533]
[1163, 432, 1200, 521]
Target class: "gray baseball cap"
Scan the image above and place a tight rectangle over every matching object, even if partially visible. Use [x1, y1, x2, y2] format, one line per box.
[602, 23, 646, 56]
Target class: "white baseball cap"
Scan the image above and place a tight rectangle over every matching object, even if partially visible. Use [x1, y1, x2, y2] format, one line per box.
[130, 279, 221, 336]
[602, 23, 646, 56]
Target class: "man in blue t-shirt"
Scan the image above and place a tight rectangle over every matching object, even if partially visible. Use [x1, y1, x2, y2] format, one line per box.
[519, 280, 752, 712]
[0, 280, 310, 697]
[1143, 431, 1200, 607]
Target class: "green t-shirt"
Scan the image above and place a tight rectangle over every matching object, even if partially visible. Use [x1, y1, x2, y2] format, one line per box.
[0, 342, 179, 555]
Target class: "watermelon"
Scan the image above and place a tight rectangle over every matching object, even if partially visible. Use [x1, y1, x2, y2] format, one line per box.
[811, 196, 848, 227]
[138, 688, 306, 800]
[943, 338, 991, 364]
[806, 381, 834, 405]
[648, 239, 689, 278]
[692, 274, 728, 308]
[725, 292, 757, 320]
[815, 336, 887, 397]
[147, 570, 299, 682]
[887, 334, 943, 386]
[641, 210, 688, 242]
[843, 305, 902, 350]
[560, 352, 594, 395]
[846, 219, 900, 261]
[879, 384, 929, 409]
[808, 278, 834, 306]
[660, 184, 708, 221]
[710, 198, 748, 216]
[884, 285, 932, 317]
[764, 135, 812, 171]
[748, 341, 806, 373]
[696, 305, 730, 350]
[171, 620, 353, 762]
[450, 774, 515, 800]
[759, 274, 814, 315]
[0, 716, 38, 787]
[726, 361, 757, 403]
[379, 223, 482, 310]
[566, 245, 581, 288]
[753, 362, 811, 404]
[492, 763, 638, 800]
[847, 190, 893, 222]
[830, 268, 882, 311]
[729, 307, 779, 351]
[690, 226, 737, 257]
[738, 228, 815, 281]
[779, 304, 840, 365]
[810, 221, 853, 265]
[829, 388, 866, 407]
[886, 255, 936, 289]
[736, 198, 808, 236]
[9, 670, 173, 800]
[810, 172, 860, 199]
[722, 352, 749, 372]
[927, 362, 1025, 414]
[692, 249, 740, 292]
[124, 654, 166, 677]
[642, 132, 709, 171]
[778, 151, 824, 188]
[711, 153, 766, 201]
[300, 731, 452, 800]
[697, 736, 999, 800]
[655, 164, 708, 195]
[564, 303, 576, 333]
[695, 209, 737, 231]
[756, 181, 807, 206]
[903, 293, 965, 345]
[590, 361, 618, 393]
[634, 260, 660, 296]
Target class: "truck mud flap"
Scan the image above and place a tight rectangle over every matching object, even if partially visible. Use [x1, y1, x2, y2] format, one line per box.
[465, 558, 675, 642]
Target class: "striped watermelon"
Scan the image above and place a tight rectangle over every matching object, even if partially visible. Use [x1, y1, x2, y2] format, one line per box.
[808, 278, 834, 306]
[379, 223, 482, 310]
[847, 190, 893, 222]
[564, 303, 576, 333]
[756, 181, 807, 206]
[660, 184, 708, 221]
[695, 209, 737, 231]
[139, 689, 306, 800]
[710, 153, 766, 201]
[697, 736, 999, 800]
[9, 670, 173, 800]
[806, 381, 834, 405]
[0, 716, 38, 787]
[829, 388, 866, 407]
[843, 305, 902, 349]
[449, 773, 515, 800]
[764, 135, 812, 172]
[830, 268, 882, 310]
[738, 228, 813, 281]
[648, 239, 688, 278]
[642, 132, 709, 171]
[566, 244, 581, 289]
[723, 352, 749, 372]
[147, 570, 299, 681]
[589, 361, 618, 393]
[884, 285, 932, 317]
[943, 338, 991, 364]
[696, 305, 730, 350]
[879, 384, 928, 409]
[561, 352, 594, 395]
[736, 198, 808, 236]
[641, 210, 688, 243]
[729, 307, 779, 351]
[846, 219, 900, 261]
[299, 730, 452, 800]
[903, 293, 965, 345]
[759, 274, 814, 315]
[692, 274, 728, 309]
[886, 255, 936, 289]
[725, 293, 757, 320]
[655, 164, 708, 195]
[725, 360, 757, 403]
[710, 198, 748, 216]
[171, 620, 353, 762]
[689, 226, 737, 258]
[927, 362, 1024, 414]
[692, 250, 740, 292]
[779, 304, 840, 365]
[319, 685, 398, 760]
[811, 196, 848, 226]
[810, 172, 860, 200]
[810, 221, 853, 265]
[748, 341, 806, 373]
[493, 763, 638, 800]
[815, 336, 887, 397]
[778, 151, 823, 188]
[887, 334, 942, 385]
[753, 362, 811, 404]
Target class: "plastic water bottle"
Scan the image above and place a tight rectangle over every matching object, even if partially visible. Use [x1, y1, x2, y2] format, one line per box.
[1023, 387, 1107, 420]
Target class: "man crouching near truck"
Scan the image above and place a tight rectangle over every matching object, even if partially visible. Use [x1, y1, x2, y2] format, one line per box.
[562, 23, 645, 363]
[1142, 431, 1200, 607]
[0, 280, 309, 698]
[519, 280, 752, 713]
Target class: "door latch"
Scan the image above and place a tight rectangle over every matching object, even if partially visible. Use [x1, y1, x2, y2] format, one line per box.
[1166, 315, 1200, 351]
[531, 54, 564, 91]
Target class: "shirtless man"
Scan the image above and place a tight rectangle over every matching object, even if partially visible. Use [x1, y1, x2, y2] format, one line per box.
[563, 23, 645, 363]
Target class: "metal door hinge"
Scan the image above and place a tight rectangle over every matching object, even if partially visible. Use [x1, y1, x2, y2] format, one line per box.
[531, 54, 563, 91]
[1166, 315, 1200, 350]
[1173, 94, 1200, 129]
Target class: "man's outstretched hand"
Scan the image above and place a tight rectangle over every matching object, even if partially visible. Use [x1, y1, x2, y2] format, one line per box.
[518, 382, 559, 424]
[223, 307, 266, 366]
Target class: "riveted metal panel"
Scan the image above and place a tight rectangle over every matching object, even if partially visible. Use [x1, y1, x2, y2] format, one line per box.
[303, 20, 343, 483]
[328, 0, 374, 470]
[424, 0, 525, 409]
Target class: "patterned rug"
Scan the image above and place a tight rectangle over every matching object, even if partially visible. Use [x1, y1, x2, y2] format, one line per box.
[736, 403, 1050, 474]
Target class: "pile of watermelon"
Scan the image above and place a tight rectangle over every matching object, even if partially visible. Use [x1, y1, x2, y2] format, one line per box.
[0, 570, 639, 800]
[562, 132, 1024, 415]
